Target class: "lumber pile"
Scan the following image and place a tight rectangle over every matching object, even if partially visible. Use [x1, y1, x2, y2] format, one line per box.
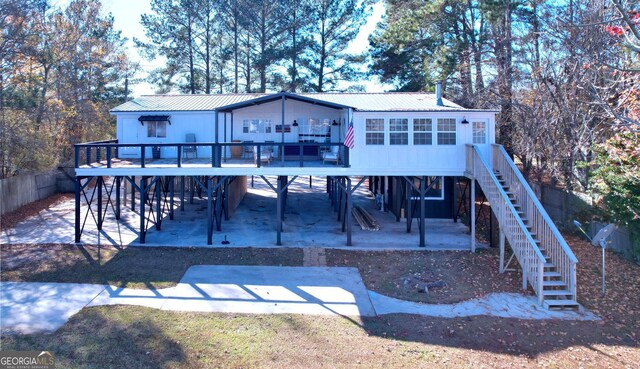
[352, 205, 380, 231]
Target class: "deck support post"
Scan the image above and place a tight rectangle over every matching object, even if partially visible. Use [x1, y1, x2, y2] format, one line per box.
[499, 229, 506, 273]
[215, 178, 223, 232]
[180, 176, 185, 211]
[189, 177, 194, 204]
[74, 176, 81, 243]
[154, 177, 161, 230]
[346, 177, 353, 246]
[406, 179, 412, 232]
[276, 175, 283, 245]
[471, 179, 476, 253]
[115, 176, 121, 220]
[140, 177, 147, 244]
[97, 176, 103, 230]
[223, 177, 230, 221]
[169, 176, 175, 220]
[207, 176, 213, 245]
[130, 176, 136, 211]
[419, 176, 426, 247]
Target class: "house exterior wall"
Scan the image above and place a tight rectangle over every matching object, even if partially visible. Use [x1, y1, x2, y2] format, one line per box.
[113, 99, 495, 176]
[116, 111, 217, 159]
[349, 111, 495, 176]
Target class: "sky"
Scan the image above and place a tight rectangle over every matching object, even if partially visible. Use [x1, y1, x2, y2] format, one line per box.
[89, 0, 392, 97]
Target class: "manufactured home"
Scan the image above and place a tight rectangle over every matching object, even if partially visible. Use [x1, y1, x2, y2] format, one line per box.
[73, 89, 578, 309]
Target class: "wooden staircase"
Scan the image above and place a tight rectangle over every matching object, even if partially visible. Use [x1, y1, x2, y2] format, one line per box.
[466, 144, 579, 310]
[494, 170, 579, 310]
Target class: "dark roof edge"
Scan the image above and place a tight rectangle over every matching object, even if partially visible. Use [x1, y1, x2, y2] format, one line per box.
[215, 92, 354, 112]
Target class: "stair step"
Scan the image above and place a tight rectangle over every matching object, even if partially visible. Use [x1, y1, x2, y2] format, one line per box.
[544, 271, 562, 278]
[543, 262, 554, 268]
[543, 289, 572, 296]
[543, 280, 567, 287]
[544, 300, 580, 310]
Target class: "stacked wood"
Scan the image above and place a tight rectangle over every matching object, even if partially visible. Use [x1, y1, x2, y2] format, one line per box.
[352, 205, 380, 231]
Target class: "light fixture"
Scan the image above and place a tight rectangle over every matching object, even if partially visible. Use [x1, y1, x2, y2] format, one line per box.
[332, 120, 338, 126]
[461, 117, 469, 124]
[292, 120, 298, 127]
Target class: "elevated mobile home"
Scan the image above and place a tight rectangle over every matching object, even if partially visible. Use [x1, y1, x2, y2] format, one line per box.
[73, 90, 578, 309]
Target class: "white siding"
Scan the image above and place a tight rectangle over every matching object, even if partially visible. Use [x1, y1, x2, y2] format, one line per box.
[349, 111, 495, 176]
[117, 111, 216, 158]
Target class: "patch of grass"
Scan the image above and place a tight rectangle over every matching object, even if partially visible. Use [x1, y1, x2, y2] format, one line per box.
[1, 306, 638, 368]
[0, 244, 303, 289]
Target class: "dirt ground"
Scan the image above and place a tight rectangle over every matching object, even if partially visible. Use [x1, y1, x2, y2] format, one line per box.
[326, 248, 524, 303]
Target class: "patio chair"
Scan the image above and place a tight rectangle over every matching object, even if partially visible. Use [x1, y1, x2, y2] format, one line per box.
[242, 141, 254, 159]
[254, 146, 272, 165]
[183, 133, 197, 159]
[322, 145, 340, 165]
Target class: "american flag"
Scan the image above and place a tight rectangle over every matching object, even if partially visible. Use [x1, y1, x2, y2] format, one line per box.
[344, 121, 355, 149]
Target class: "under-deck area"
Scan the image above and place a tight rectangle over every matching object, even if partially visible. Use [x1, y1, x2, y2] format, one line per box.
[4, 176, 475, 250]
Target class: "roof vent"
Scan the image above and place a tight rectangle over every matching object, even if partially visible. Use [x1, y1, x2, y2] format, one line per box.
[436, 82, 443, 106]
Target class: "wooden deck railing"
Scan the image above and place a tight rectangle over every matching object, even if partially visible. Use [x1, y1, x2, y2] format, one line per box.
[491, 144, 578, 302]
[466, 144, 546, 304]
[74, 140, 350, 169]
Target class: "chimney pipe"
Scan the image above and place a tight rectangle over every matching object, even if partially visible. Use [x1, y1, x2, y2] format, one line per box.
[436, 82, 443, 106]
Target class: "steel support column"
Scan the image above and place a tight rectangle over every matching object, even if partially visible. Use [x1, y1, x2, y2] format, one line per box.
[179, 176, 184, 211]
[97, 176, 103, 230]
[115, 177, 121, 220]
[74, 177, 81, 243]
[156, 177, 162, 230]
[419, 176, 426, 247]
[207, 176, 213, 245]
[169, 176, 175, 220]
[140, 177, 147, 243]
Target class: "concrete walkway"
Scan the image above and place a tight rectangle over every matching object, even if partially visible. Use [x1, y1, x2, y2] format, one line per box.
[1, 266, 599, 335]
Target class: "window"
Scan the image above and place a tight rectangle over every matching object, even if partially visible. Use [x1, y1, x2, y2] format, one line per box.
[146, 121, 167, 138]
[413, 118, 433, 145]
[366, 118, 385, 145]
[425, 176, 444, 200]
[437, 118, 456, 145]
[473, 121, 487, 144]
[243, 119, 272, 133]
[389, 118, 408, 145]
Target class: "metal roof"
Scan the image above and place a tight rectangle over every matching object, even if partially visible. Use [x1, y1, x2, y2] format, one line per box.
[111, 92, 495, 113]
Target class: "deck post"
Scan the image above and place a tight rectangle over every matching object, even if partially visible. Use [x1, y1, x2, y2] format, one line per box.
[131, 176, 136, 211]
[346, 177, 353, 246]
[207, 176, 213, 245]
[97, 176, 103, 231]
[420, 176, 426, 247]
[115, 176, 121, 220]
[470, 179, 476, 252]
[74, 176, 81, 243]
[276, 175, 283, 246]
[189, 177, 194, 204]
[180, 176, 185, 211]
[406, 179, 412, 232]
[215, 178, 223, 231]
[155, 177, 162, 230]
[223, 177, 230, 220]
[169, 176, 175, 220]
[140, 177, 147, 244]
[499, 229, 506, 273]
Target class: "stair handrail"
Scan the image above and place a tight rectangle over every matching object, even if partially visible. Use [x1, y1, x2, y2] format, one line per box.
[492, 144, 578, 264]
[469, 145, 546, 303]
[468, 145, 546, 263]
